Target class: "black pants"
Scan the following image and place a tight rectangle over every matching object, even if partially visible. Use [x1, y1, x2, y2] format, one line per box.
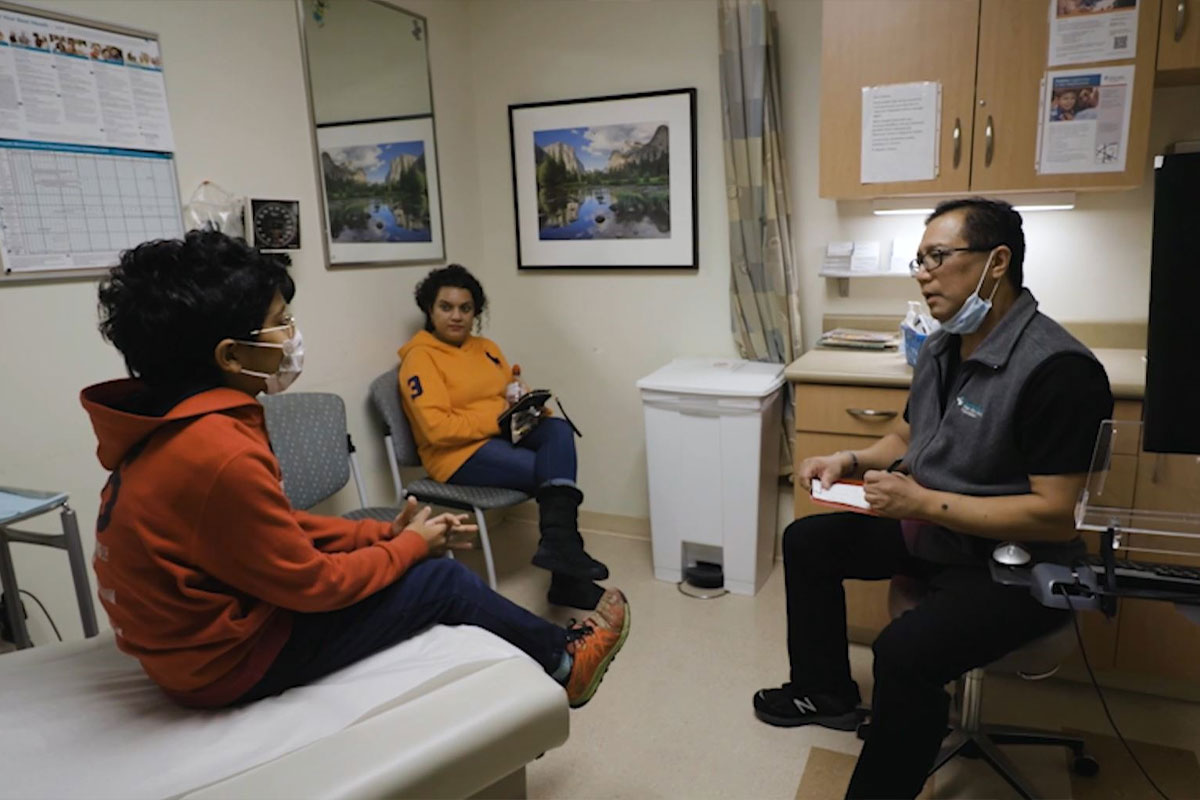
[783, 512, 1069, 799]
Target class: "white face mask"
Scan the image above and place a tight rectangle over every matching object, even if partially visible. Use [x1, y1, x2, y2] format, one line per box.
[235, 326, 304, 394]
[941, 254, 1001, 335]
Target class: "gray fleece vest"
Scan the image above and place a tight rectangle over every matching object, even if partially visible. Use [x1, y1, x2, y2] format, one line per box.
[904, 289, 1095, 565]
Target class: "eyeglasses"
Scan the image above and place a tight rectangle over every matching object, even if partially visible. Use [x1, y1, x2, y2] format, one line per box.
[908, 246, 1000, 276]
[250, 313, 296, 339]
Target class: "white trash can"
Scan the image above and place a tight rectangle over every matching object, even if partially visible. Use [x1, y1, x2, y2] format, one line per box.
[636, 358, 785, 596]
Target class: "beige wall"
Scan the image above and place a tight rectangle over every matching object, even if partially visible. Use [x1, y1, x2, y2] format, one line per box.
[0, 0, 478, 642]
[3, 0, 1198, 644]
[460, 0, 738, 523]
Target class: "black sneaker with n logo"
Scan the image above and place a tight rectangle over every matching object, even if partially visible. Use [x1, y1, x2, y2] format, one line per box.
[752, 683, 860, 731]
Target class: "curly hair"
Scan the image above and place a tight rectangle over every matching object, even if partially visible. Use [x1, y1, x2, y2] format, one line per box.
[98, 230, 295, 386]
[413, 264, 488, 333]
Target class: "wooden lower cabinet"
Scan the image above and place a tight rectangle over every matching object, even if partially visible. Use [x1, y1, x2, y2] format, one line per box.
[1110, 451, 1200, 683]
[1114, 598, 1200, 684]
[1063, 453, 1139, 674]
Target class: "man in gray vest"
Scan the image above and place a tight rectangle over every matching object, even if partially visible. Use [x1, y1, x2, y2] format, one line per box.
[753, 198, 1113, 798]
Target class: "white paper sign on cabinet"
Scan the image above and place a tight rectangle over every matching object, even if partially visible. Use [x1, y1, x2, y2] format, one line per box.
[860, 82, 941, 184]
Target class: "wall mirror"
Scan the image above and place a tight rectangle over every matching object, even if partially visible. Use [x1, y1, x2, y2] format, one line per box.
[299, 0, 444, 265]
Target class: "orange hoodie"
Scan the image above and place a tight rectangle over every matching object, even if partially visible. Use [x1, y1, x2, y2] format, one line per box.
[81, 379, 429, 707]
[398, 330, 512, 481]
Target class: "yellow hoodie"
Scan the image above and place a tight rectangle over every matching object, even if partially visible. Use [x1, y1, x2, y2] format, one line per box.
[397, 329, 512, 481]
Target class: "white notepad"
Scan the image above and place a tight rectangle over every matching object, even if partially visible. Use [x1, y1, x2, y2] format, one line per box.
[811, 481, 870, 511]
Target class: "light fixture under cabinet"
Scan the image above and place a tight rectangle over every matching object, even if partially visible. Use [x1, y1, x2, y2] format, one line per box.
[871, 191, 1076, 216]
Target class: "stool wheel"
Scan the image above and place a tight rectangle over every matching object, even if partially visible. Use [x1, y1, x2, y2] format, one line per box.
[1072, 754, 1100, 777]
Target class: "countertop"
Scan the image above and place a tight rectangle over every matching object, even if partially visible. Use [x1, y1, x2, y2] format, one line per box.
[785, 347, 1146, 400]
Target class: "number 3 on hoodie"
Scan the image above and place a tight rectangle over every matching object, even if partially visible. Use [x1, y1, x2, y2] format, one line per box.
[407, 375, 424, 400]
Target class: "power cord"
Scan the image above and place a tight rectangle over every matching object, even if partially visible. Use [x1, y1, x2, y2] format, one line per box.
[1065, 593, 1170, 800]
[18, 589, 62, 642]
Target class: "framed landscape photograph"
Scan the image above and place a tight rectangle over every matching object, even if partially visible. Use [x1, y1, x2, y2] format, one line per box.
[316, 116, 444, 265]
[508, 88, 697, 270]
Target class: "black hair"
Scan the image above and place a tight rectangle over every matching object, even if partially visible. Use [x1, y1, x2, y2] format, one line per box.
[98, 230, 295, 386]
[413, 263, 487, 333]
[926, 197, 1025, 288]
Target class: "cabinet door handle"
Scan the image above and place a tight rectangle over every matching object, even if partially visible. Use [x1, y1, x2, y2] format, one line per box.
[846, 408, 898, 421]
[985, 115, 995, 167]
[1177, 0, 1188, 42]
[952, 117, 962, 168]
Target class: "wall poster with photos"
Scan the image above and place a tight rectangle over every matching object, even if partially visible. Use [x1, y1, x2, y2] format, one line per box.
[508, 88, 697, 270]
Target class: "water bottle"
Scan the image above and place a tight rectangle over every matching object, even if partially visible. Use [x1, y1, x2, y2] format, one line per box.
[505, 365, 523, 405]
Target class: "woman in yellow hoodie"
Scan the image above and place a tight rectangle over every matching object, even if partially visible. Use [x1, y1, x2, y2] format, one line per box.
[399, 265, 608, 610]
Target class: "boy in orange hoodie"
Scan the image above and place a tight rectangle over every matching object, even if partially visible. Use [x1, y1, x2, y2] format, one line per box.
[82, 231, 628, 709]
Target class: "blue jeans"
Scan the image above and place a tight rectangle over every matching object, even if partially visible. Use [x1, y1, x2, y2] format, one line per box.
[238, 558, 568, 703]
[448, 417, 576, 494]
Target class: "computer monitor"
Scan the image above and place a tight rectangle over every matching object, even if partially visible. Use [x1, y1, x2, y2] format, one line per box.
[1143, 151, 1200, 455]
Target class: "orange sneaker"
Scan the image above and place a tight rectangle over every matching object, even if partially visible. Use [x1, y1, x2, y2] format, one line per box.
[564, 588, 630, 708]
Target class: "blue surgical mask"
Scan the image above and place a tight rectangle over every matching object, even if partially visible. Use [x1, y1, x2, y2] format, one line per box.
[941, 254, 1000, 335]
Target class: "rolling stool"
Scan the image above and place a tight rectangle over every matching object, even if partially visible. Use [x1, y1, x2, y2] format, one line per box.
[0, 487, 99, 649]
[856, 574, 1098, 799]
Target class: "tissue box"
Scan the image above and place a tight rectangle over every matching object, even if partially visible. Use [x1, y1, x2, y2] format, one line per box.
[902, 325, 927, 367]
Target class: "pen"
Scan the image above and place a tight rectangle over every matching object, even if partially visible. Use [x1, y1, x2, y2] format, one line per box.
[886, 458, 909, 475]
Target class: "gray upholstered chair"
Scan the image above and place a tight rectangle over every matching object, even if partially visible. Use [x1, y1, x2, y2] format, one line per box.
[367, 367, 530, 589]
[858, 575, 1099, 799]
[260, 392, 400, 524]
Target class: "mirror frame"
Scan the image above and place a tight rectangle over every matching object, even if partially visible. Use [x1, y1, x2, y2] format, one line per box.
[295, 0, 446, 268]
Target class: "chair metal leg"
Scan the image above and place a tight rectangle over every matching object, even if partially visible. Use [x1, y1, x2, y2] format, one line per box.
[383, 435, 405, 504]
[929, 730, 973, 775]
[975, 735, 1038, 800]
[347, 451, 369, 509]
[960, 668, 985, 733]
[985, 725, 1087, 756]
[908, 659, 1096, 799]
[60, 505, 99, 638]
[476, 507, 497, 590]
[0, 530, 32, 649]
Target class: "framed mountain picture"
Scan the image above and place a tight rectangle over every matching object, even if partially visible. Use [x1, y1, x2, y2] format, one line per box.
[315, 116, 444, 265]
[508, 88, 697, 270]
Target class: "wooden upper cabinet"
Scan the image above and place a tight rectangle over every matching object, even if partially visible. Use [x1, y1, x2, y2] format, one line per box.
[819, 0, 979, 199]
[1158, 0, 1200, 84]
[819, 0, 1163, 198]
[971, 0, 1160, 192]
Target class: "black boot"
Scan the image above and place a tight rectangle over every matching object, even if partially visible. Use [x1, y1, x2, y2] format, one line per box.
[531, 484, 609, 581]
[547, 572, 606, 610]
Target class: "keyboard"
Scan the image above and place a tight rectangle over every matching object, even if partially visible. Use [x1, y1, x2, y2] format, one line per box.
[1085, 555, 1200, 595]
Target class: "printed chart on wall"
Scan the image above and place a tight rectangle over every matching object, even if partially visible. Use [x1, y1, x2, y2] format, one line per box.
[1036, 65, 1133, 174]
[0, 4, 182, 276]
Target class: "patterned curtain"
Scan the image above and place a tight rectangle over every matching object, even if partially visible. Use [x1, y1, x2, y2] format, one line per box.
[719, 0, 802, 474]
